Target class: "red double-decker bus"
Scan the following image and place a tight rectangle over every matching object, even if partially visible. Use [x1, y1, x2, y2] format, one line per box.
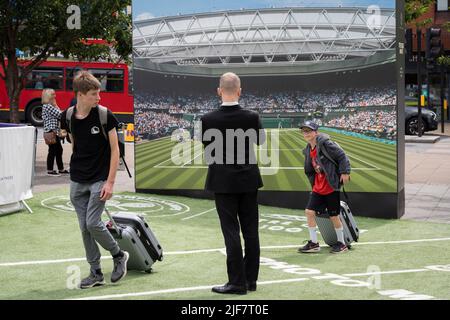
[0, 59, 133, 126]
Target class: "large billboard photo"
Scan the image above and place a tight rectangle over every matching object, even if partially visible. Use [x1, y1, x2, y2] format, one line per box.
[133, 0, 402, 216]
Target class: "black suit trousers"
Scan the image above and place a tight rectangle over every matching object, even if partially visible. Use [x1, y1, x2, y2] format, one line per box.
[214, 191, 260, 286]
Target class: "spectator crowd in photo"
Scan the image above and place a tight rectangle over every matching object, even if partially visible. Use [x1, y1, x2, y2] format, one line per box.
[134, 110, 192, 140]
[325, 110, 396, 140]
[134, 86, 397, 139]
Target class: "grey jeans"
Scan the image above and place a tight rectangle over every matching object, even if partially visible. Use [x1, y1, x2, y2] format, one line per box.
[70, 180, 120, 272]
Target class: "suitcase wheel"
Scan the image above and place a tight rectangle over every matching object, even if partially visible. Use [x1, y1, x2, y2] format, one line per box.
[145, 269, 152, 274]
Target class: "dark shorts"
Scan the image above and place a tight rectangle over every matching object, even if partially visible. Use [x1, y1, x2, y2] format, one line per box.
[306, 191, 340, 216]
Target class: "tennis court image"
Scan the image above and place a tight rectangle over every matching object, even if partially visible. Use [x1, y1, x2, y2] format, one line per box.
[136, 128, 397, 192]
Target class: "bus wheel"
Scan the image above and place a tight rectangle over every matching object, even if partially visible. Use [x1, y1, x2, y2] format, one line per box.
[26, 101, 44, 127]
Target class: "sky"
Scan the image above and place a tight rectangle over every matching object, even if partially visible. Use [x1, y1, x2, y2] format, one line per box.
[133, 0, 396, 21]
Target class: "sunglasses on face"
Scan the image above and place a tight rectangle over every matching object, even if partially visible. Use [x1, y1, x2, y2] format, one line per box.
[301, 129, 313, 134]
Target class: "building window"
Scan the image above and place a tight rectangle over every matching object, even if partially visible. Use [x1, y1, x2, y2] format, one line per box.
[437, 0, 449, 11]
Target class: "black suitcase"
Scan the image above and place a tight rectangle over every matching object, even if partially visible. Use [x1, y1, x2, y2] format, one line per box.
[105, 209, 163, 273]
[315, 200, 359, 248]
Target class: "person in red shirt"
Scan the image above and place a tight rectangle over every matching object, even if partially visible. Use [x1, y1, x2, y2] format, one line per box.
[299, 121, 351, 254]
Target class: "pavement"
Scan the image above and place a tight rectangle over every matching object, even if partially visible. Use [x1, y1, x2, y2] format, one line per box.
[403, 123, 450, 223]
[31, 127, 450, 223]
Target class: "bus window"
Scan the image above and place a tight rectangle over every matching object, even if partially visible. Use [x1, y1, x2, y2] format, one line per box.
[88, 69, 124, 93]
[65, 68, 124, 93]
[65, 67, 83, 91]
[25, 67, 63, 90]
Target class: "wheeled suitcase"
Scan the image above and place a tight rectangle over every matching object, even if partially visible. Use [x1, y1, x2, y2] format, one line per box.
[105, 209, 163, 273]
[315, 200, 359, 248]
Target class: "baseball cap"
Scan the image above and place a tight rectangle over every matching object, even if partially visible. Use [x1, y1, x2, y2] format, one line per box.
[300, 120, 319, 131]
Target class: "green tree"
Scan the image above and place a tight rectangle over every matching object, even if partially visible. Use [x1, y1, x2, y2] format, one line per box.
[0, 0, 131, 124]
[405, 0, 434, 26]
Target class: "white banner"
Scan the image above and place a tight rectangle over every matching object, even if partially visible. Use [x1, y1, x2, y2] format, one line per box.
[0, 126, 35, 205]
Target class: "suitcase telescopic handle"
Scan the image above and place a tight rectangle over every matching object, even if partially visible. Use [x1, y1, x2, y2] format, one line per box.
[104, 207, 122, 237]
[341, 186, 350, 204]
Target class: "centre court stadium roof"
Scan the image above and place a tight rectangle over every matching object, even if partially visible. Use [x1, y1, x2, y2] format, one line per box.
[133, 7, 396, 76]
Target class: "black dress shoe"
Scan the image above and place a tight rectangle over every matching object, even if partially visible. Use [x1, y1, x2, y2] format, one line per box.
[247, 281, 257, 291]
[212, 283, 247, 295]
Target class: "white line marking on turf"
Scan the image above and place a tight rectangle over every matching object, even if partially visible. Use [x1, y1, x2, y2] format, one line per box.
[68, 278, 309, 300]
[0, 256, 111, 267]
[343, 269, 430, 277]
[164, 248, 223, 255]
[3, 237, 450, 267]
[70, 285, 217, 300]
[352, 238, 450, 246]
[182, 208, 216, 220]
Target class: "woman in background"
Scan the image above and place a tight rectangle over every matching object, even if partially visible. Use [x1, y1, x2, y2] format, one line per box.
[42, 88, 69, 176]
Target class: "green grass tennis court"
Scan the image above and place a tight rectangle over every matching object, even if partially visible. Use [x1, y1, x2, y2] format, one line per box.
[135, 129, 397, 192]
[1, 190, 449, 300]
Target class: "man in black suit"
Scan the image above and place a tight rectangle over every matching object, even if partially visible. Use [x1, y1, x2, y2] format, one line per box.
[201, 72, 265, 295]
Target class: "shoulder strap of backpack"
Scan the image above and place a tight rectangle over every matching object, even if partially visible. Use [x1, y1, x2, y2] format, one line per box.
[66, 106, 74, 133]
[66, 106, 75, 147]
[319, 141, 338, 168]
[97, 105, 108, 141]
[319, 141, 350, 202]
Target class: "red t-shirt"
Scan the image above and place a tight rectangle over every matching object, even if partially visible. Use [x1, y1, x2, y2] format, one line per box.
[310, 147, 335, 195]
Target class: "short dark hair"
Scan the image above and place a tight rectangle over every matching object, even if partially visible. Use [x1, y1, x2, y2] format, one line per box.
[73, 71, 101, 95]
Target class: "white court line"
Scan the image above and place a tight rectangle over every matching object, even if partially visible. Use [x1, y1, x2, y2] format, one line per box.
[153, 130, 379, 170]
[2, 237, 450, 268]
[181, 152, 203, 167]
[286, 130, 380, 170]
[139, 136, 171, 144]
[258, 149, 300, 151]
[154, 157, 175, 168]
[154, 165, 379, 171]
[182, 208, 216, 220]
[68, 278, 309, 300]
[346, 153, 380, 170]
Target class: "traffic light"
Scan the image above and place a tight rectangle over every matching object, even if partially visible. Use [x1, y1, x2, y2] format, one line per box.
[426, 28, 443, 66]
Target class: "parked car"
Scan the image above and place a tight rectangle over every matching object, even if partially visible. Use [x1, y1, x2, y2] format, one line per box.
[405, 106, 438, 135]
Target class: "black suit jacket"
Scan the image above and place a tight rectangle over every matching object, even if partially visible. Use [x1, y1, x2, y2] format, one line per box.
[201, 104, 265, 193]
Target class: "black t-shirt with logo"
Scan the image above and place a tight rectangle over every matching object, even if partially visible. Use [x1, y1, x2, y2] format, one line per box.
[61, 106, 119, 183]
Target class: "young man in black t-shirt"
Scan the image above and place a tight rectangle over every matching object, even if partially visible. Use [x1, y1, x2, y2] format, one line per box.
[61, 71, 129, 289]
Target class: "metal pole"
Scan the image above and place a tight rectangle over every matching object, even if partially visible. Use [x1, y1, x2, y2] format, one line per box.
[427, 68, 431, 110]
[448, 69, 450, 121]
[441, 64, 445, 133]
[417, 28, 423, 137]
